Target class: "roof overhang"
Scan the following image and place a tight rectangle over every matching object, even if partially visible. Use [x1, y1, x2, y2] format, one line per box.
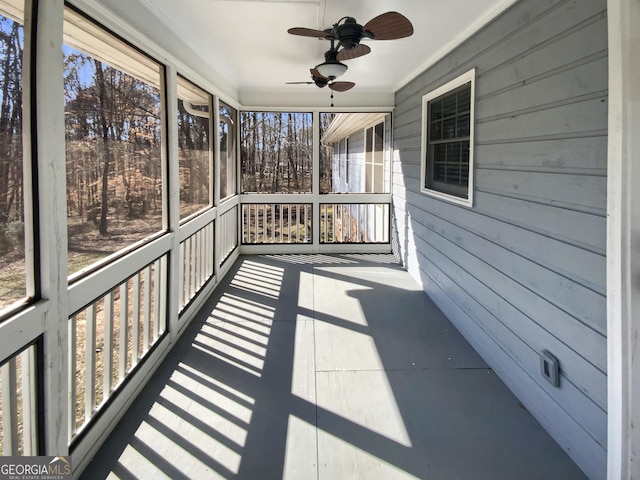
[321, 112, 388, 144]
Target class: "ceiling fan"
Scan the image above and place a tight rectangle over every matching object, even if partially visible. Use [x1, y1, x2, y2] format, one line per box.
[288, 11, 413, 62]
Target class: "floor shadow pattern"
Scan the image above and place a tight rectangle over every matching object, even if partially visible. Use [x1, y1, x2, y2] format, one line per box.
[79, 254, 587, 480]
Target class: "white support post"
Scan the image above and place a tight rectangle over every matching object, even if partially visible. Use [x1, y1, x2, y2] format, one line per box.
[164, 65, 181, 340]
[32, 0, 69, 455]
[607, 0, 640, 478]
[312, 111, 320, 250]
[212, 95, 220, 276]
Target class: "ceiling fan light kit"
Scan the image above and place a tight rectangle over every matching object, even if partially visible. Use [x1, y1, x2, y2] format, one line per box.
[316, 60, 348, 79]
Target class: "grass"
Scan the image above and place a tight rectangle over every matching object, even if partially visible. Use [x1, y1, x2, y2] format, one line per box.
[0, 264, 26, 311]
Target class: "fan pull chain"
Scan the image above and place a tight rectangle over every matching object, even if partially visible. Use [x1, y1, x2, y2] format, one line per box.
[331, 91, 334, 107]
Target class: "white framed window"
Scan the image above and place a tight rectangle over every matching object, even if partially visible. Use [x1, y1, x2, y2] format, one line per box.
[365, 121, 385, 193]
[421, 68, 475, 206]
[344, 138, 349, 185]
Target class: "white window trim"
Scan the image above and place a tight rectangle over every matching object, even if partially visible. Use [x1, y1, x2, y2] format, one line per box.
[420, 68, 476, 207]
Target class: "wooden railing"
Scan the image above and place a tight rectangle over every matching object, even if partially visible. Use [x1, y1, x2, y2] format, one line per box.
[219, 205, 238, 265]
[0, 344, 38, 455]
[320, 203, 390, 243]
[68, 255, 167, 440]
[179, 222, 215, 312]
[242, 204, 312, 244]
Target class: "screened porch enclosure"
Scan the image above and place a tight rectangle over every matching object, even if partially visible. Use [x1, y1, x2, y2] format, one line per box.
[0, 0, 625, 478]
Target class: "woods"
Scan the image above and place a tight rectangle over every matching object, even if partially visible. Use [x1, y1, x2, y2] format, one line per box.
[64, 47, 164, 275]
[241, 112, 315, 193]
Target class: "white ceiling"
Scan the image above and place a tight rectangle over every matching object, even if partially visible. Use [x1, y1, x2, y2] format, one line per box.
[96, 0, 517, 106]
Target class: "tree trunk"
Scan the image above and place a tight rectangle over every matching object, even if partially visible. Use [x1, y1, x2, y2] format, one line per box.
[94, 60, 110, 236]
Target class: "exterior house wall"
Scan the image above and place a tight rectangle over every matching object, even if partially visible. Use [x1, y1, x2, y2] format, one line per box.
[328, 118, 391, 243]
[392, 0, 607, 478]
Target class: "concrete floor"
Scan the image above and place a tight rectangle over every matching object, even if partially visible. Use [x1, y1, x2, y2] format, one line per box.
[79, 254, 587, 480]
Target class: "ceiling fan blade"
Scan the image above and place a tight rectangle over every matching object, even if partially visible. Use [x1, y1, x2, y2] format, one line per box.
[286, 82, 314, 85]
[337, 44, 371, 61]
[288, 27, 330, 38]
[329, 81, 355, 92]
[310, 68, 328, 80]
[364, 12, 413, 40]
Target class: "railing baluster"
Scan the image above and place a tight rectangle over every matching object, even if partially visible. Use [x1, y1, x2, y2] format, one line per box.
[21, 347, 36, 455]
[242, 206, 246, 243]
[188, 236, 195, 302]
[247, 205, 252, 243]
[1, 357, 18, 454]
[269, 203, 273, 243]
[304, 205, 309, 242]
[364, 205, 369, 242]
[262, 205, 267, 243]
[85, 304, 96, 422]
[68, 314, 77, 441]
[119, 281, 128, 380]
[287, 204, 292, 242]
[201, 228, 206, 286]
[207, 222, 213, 278]
[185, 236, 190, 306]
[103, 292, 114, 397]
[159, 255, 167, 335]
[323, 204, 327, 242]
[153, 259, 161, 341]
[335, 204, 339, 242]
[279, 204, 283, 243]
[297, 205, 301, 243]
[132, 273, 141, 364]
[197, 229, 203, 289]
[143, 266, 152, 353]
[186, 235, 192, 302]
[178, 240, 185, 310]
[251, 205, 254, 244]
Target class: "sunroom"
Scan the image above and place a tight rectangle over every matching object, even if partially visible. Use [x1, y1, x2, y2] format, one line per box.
[0, 0, 637, 479]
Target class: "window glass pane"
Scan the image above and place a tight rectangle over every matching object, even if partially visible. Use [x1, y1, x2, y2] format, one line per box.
[432, 144, 447, 183]
[458, 87, 471, 112]
[0, 3, 25, 312]
[442, 94, 457, 118]
[374, 164, 384, 193]
[443, 118, 456, 139]
[219, 101, 237, 200]
[430, 99, 443, 120]
[320, 113, 389, 194]
[446, 143, 462, 184]
[457, 113, 470, 137]
[241, 111, 312, 194]
[177, 76, 210, 219]
[374, 123, 384, 164]
[430, 120, 442, 141]
[64, 9, 164, 277]
[425, 78, 473, 199]
[461, 141, 470, 185]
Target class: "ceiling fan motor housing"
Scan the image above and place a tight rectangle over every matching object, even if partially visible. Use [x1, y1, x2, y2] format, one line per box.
[335, 17, 365, 49]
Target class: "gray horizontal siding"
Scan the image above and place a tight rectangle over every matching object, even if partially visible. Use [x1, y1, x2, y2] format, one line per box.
[392, 0, 607, 479]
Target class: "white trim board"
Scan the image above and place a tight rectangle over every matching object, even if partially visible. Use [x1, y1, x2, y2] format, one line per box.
[606, 0, 640, 478]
